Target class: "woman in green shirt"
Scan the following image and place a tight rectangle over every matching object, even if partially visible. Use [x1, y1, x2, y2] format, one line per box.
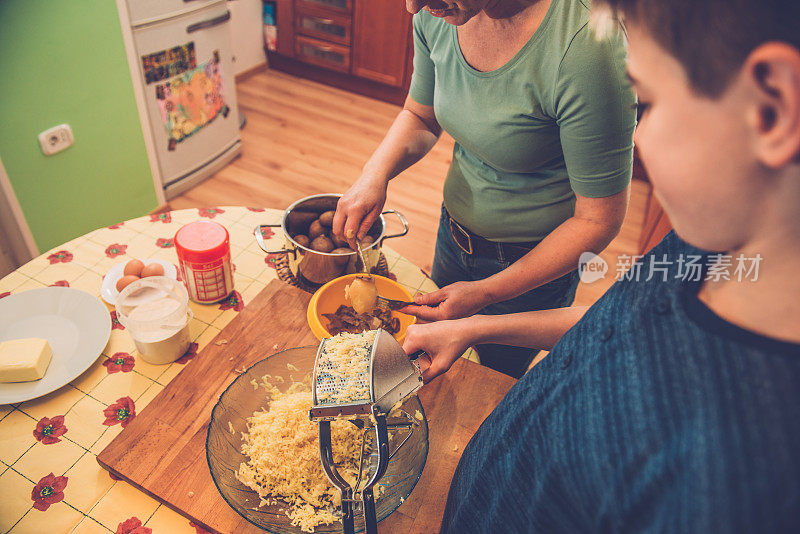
[333, 0, 636, 378]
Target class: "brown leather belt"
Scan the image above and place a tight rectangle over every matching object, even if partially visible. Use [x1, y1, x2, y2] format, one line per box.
[444, 207, 539, 263]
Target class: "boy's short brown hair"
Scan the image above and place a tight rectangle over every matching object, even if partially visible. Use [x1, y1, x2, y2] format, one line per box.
[594, 0, 800, 97]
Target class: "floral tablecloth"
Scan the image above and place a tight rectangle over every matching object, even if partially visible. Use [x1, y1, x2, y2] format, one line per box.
[0, 206, 455, 534]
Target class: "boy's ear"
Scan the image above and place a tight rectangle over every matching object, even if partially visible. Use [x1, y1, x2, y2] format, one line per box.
[745, 43, 800, 168]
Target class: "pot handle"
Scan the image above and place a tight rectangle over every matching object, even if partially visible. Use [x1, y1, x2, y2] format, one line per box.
[380, 210, 409, 240]
[253, 224, 295, 254]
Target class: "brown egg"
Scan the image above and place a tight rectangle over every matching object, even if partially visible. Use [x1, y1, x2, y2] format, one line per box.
[123, 259, 144, 277]
[116, 275, 140, 292]
[140, 263, 165, 278]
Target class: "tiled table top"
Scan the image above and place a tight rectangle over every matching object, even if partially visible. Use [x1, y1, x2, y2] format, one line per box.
[0, 206, 459, 534]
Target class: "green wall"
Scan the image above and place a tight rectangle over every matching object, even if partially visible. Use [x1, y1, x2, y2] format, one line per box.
[0, 1, 158, 253]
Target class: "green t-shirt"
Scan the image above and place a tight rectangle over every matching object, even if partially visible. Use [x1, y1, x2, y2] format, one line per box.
[409, 0, 636, 242]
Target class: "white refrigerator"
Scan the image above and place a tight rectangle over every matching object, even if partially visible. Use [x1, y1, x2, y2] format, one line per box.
[121, 0, 242, 199]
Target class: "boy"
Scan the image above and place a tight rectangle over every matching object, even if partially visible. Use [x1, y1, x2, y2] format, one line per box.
[402, 0, 800, 531]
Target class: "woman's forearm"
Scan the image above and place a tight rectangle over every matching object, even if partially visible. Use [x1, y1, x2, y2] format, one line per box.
[463, 306, 588, 350]
[361, 108, 441, 183]
[481, 214, 621, 305]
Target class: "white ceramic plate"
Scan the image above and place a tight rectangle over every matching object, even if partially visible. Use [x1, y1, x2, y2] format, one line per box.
[0, 287, 111, 404]
[100, 258, 177, 305]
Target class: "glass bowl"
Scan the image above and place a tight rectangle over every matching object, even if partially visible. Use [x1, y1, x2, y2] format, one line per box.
[206, 346, 429, 533]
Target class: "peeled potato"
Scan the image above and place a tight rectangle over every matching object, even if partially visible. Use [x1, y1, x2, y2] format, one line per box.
[360, 235, 376, 246]
[123, 259, 144, 277]
[310, 236, 334, 253]
[293, 234, 311, 248]
[319, 210, 335, 227]
[345, 276, 378, 315]
[309, 220, 326, 240]
[116, 274, 140, 292]
[141, 263, 165, 277]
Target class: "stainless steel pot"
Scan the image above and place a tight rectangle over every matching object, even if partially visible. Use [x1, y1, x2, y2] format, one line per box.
[253, 194, 409, 288]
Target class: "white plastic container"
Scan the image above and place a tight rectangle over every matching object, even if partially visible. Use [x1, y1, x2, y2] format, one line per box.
[115, 276, 192, 365]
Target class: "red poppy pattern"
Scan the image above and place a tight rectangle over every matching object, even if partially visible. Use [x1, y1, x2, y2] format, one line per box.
[31, 473, 67, 511]
[258, 226, 274, 240]
[105, 244, 128, 258]
[116, 517, 152, 534]
[33, 416, 68, 445]
[49, 280, 70, 287]
[175, 342, 198, 365]
[108, 222, 124, 229]
[218, 290, 244, 312]
[47, 250, 73, 264]
[156, 238, 174, 248]
[198, 208, 225, 219]
[264, 253, 282, 270]
[150, 213, 172, 223]
[246, 207, 265, 212]
[110, 311, 125, 330]
[103, 353, 135, 374]
[103, 397, 136, 428]
[0, 291, 10, 299]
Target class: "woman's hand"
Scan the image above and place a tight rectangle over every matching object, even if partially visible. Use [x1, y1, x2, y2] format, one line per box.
[332, 174, 388, 247]
[403, 320, 473, 383]
[400, 281, 492, 322]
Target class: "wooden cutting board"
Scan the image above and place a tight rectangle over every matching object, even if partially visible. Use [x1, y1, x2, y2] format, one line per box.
[97, 280, 516, 533]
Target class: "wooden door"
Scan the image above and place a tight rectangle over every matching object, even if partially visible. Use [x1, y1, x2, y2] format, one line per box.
[352, 0, 412, 87]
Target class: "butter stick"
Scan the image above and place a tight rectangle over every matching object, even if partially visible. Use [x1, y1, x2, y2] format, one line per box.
[0, 338, 53, 382]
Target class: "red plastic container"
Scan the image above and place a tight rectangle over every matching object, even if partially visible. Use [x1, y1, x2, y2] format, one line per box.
[174, 221, 234, 304]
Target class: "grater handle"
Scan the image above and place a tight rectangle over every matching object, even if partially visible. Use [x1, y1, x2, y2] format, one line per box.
[407, 349, 426, 360]
[319, 421, 356, 534]
[363, 487, 379, 534]
[362, 413, 390, 534]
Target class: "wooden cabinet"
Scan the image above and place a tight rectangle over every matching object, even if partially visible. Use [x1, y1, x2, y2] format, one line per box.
[352, 0, 412, 87]
[298, 0, 352, 13]
[296, 7, 351, 45]
[267, 0, 412, 104]
[295, 35, 351, 72]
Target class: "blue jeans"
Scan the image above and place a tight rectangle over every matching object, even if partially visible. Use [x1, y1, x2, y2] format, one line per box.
[431, 205, 579, 378]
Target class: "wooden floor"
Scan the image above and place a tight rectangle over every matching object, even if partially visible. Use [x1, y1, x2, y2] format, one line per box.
[171, 68, 650, 307]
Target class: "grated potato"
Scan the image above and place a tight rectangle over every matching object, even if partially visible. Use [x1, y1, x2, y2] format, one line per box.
[316, 331, 376, 405]
[236, 379, 363, 532]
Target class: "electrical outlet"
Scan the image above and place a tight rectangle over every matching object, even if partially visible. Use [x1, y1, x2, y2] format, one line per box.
[38, 124, 74, 156]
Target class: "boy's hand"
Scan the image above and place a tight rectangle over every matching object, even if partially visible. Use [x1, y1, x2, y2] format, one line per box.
[403, 320, 473, 383]
[400, 281, 491, 321]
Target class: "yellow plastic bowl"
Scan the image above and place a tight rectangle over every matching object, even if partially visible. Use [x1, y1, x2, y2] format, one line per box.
[307, 274, 417, 344]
